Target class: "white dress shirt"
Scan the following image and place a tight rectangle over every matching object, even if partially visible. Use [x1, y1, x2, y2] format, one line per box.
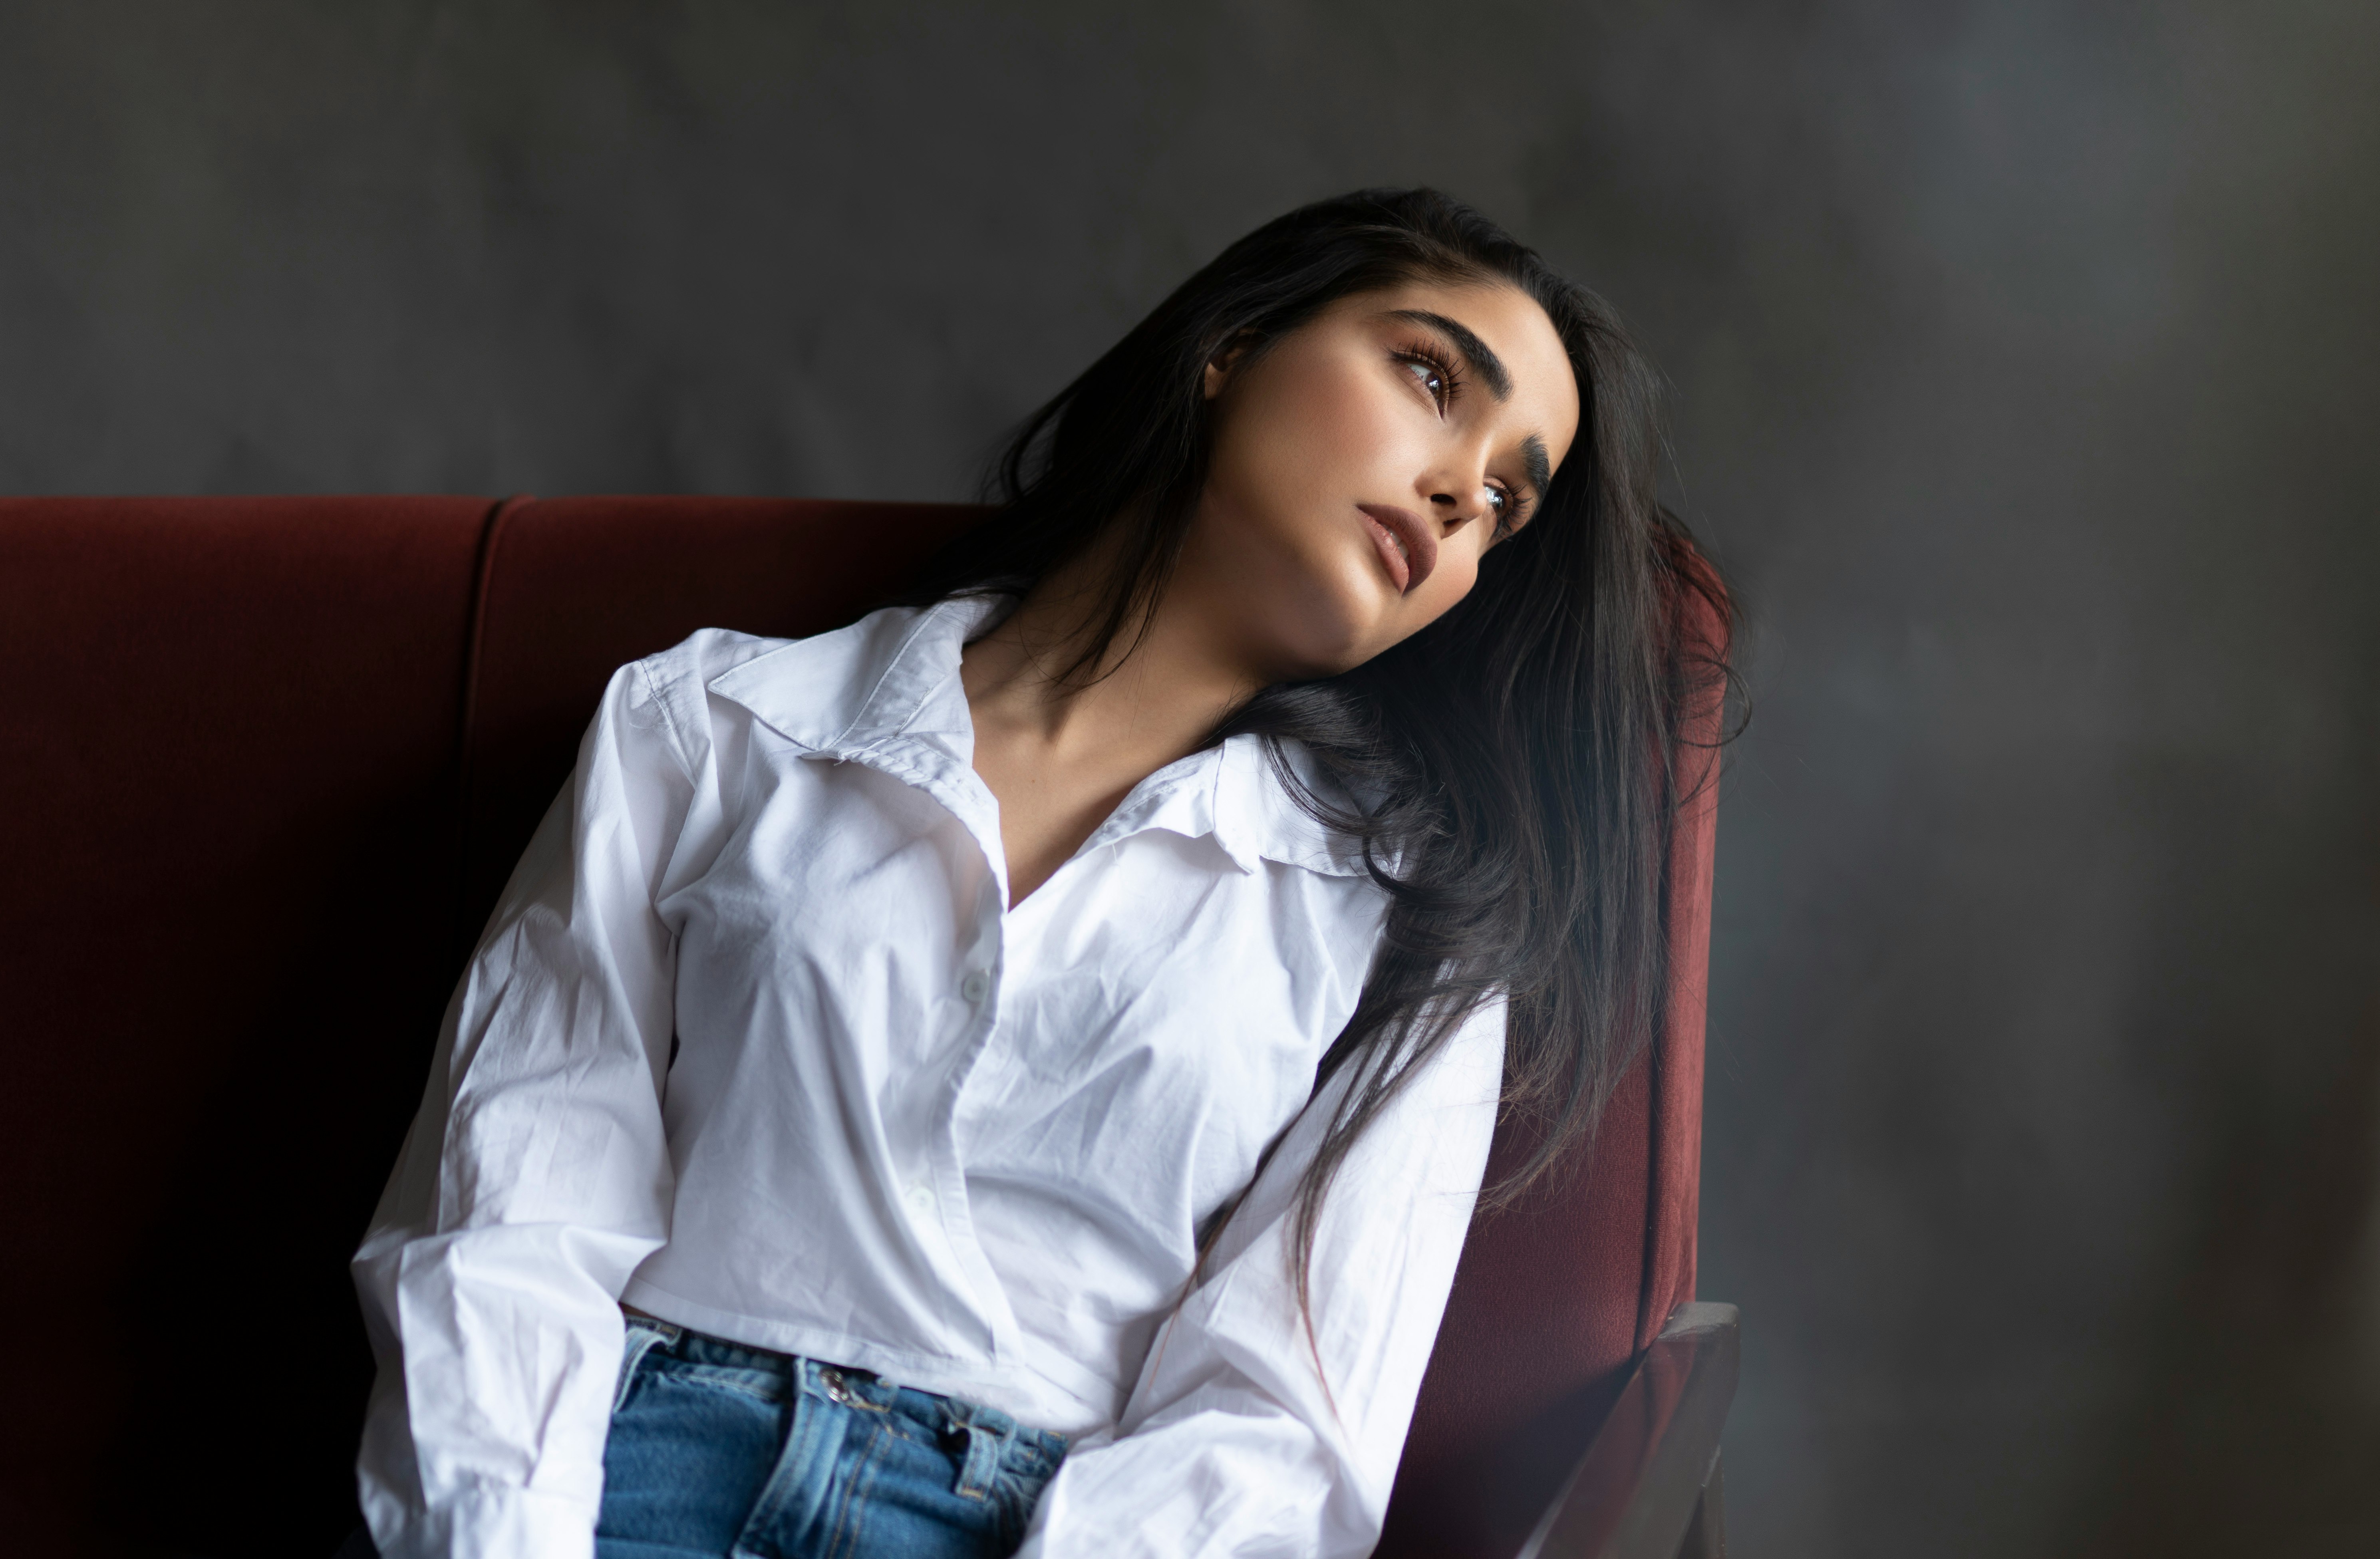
[352, 596, 1505, 1559]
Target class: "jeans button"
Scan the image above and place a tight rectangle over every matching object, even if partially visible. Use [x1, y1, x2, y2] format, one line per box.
[820, 1368, 852, 1405]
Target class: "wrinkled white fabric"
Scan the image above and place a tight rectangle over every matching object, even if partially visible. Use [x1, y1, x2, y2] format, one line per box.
[353, 597, 1504, 1559]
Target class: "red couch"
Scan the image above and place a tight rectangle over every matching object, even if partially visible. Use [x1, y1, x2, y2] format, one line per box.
[0, 496, 1730, 1559]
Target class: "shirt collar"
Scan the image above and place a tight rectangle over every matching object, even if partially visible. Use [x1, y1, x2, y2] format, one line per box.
[707, 598, 1370, 880]
[707, 595, 999, 759]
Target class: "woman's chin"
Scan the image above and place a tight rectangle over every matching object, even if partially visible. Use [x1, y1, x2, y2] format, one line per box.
[1197, 549, 1405, 679]
[1267, 608, 1401, 681]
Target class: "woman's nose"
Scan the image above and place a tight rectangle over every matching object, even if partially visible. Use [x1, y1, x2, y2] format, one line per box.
[1428, 487, 1486, 530]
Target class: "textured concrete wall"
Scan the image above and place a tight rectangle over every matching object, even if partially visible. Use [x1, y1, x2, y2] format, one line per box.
[5, 3, 2374, 1553]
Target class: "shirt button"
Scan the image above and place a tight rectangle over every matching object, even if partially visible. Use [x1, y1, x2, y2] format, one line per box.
[906, 1182, 936, 1216]
[959, 971, 989, 1004]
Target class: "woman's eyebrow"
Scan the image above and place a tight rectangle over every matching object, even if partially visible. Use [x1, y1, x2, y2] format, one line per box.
[1384, 309, 1513, 400]
[1521, 434, 1552, 499]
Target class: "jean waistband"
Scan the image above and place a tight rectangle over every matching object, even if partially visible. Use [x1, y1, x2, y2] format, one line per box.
[621, 1308, 1070, 1460]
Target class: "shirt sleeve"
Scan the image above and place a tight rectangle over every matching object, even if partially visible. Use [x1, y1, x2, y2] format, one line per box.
[351, 656, 702, 1559]
[1017, 997, 1508, 1559]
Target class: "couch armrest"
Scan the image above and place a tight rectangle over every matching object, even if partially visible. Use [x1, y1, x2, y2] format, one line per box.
[1518, 1301, 1740, 1559]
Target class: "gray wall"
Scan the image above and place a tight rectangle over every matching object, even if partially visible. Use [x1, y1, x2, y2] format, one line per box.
[6, 2, 2374, 1553]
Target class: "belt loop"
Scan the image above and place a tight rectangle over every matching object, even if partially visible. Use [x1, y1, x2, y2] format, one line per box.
[614, 1319, 676, 1414]
[952, 1408, 1005, 1500]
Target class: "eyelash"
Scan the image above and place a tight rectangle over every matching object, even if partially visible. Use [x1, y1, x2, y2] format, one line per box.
[1392, 339, 1526, 534]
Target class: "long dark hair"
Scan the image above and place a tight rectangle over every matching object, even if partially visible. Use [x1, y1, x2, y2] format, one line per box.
[906, 187, 1732, 1315]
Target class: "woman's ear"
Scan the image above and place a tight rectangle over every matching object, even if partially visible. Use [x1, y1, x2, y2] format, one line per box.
[1202, 333, 1256, 400]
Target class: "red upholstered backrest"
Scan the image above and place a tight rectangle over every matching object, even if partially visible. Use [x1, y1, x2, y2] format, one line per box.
[0, 497, 494, 1558]
[0, 496, 1714, 1559]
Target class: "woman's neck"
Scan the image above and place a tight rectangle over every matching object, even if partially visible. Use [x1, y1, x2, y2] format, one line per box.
[959, 558, 1264, 906]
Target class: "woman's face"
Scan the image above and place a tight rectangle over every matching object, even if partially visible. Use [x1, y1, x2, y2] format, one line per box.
[1174, 278, 1581, 681]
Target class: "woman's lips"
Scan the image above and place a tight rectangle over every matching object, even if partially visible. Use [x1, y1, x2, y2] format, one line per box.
[1357, 504, 1437, 595]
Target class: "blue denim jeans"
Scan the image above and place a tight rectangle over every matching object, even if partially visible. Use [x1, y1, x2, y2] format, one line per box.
[597, 1315, 1069, 1559]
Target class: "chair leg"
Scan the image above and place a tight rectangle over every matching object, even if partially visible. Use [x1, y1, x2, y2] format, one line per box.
[1675, 1450, 1727, 1558]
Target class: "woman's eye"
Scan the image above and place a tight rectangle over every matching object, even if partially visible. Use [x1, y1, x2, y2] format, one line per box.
[1488, 488, 1526, 535]
[1390, 354, 1447, 402]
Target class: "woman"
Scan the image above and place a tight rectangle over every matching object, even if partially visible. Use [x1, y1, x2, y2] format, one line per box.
[353, 187, 1728, 1559]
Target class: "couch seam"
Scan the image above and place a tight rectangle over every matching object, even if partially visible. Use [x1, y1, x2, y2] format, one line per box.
[450, 492, 536, 965]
